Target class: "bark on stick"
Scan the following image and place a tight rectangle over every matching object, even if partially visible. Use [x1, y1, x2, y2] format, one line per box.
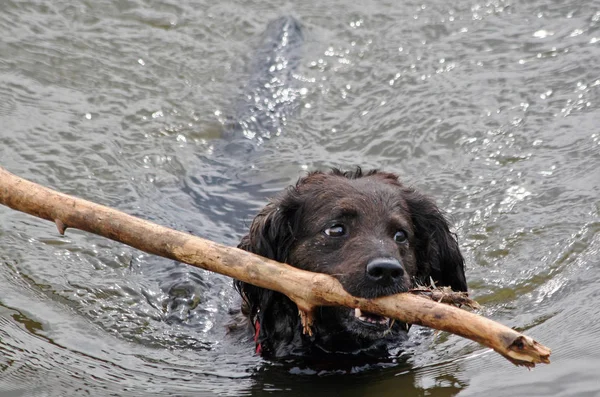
[0, 166, 551, 367]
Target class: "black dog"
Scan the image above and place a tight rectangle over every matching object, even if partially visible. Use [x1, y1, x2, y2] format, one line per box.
[235, 168, 467, 358]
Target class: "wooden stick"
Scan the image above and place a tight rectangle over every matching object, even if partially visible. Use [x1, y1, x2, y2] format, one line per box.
[0, 166, 550, 367]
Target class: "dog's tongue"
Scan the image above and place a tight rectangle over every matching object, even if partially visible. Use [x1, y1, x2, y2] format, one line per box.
[354, 308, 389, 325]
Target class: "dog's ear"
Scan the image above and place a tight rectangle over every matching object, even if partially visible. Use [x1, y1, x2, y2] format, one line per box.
[235, 202, 291, 309]
[235, 199, 297, 308]
[237, 196, 299, 262]
[234, 189, 303, 354]
[405, 189, 467, 292]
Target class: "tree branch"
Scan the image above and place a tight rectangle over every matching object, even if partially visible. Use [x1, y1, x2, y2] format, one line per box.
[0, 166, 550, 367]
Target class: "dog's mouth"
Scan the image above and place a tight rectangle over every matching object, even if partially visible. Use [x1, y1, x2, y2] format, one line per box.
[346, 307, 410, 337]
[312, 306, 409, 351]
[353, 308, 391, 327]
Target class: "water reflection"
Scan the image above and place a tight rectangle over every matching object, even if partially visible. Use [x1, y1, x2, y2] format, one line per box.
[249, 359, 467, 397]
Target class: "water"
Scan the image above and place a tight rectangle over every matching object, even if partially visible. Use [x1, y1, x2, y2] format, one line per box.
[1, 0, 599, 395]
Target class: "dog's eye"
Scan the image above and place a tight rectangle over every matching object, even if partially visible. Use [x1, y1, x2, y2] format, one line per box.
[394, 230, 408, 244]
[324, 224, 346, 237]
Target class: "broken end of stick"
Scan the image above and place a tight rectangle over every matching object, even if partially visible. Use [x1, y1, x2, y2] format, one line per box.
[299, 310, 314, 337]
[503, 335, 551, 368]
[55, 219, 67, 235]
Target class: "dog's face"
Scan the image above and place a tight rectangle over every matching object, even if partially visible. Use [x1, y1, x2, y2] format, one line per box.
[286, 174, 418, 341]
[236, 169, 467, 357]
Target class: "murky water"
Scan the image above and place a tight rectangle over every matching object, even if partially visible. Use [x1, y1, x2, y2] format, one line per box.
[1, 0, 599, 396]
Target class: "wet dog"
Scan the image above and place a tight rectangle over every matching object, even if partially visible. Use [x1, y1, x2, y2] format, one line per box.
[235, 168, 467, 358]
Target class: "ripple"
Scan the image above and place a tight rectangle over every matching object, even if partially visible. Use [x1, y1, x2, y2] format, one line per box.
[1, 0, 600, 395]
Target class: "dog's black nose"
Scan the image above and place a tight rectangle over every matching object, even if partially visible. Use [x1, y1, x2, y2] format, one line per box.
[366, 258, 404, 286]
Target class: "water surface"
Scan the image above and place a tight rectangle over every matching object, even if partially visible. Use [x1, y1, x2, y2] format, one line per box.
[1, 0, 599, 396]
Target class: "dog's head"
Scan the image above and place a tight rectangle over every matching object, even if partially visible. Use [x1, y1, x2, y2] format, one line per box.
[236, 169, 467, 357]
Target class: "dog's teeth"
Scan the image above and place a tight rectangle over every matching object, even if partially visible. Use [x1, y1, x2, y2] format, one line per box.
[353, 308, 393, 325]
[355, 308, 370, 322]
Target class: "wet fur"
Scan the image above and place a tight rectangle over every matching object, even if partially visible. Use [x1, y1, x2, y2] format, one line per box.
[235, 168, 467, 358]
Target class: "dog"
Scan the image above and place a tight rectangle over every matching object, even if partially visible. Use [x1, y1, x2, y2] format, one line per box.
[234, 168, 467, 359]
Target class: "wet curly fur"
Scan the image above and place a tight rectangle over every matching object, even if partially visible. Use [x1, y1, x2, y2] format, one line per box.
[235, 168, 467, 358]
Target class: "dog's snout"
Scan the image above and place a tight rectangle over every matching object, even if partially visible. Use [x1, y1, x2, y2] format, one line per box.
[366, 258, 404, 286]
